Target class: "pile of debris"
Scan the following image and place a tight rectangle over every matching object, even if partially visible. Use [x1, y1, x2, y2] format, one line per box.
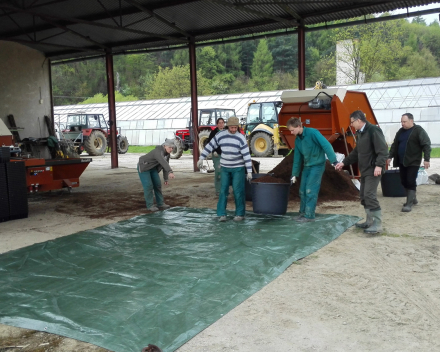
[254, 153, 359, 202]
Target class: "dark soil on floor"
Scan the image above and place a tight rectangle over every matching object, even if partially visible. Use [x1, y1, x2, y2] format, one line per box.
[255, 153, 359, 202]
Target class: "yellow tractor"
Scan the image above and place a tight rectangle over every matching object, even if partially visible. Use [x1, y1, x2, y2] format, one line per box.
[244, 100, 289, 157]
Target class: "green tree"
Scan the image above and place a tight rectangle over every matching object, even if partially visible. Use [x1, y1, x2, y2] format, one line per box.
[113, 54, 156, 98]
[397, 48, 440, 79]
[333, 19, 405, 83]
[314, 54, 336, 86]
[251, 39, 276, 90]
[170, 49, 189, 66]
[147, 65, 212, 99]
[267, 35, 297, 73]
[197, 46, 224, 79]
[216, 42, 243, 75]
[241, 40, 258, 76]
[412, 16, 427, 26]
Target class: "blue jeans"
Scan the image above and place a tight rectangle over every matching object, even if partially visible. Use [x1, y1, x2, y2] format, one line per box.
[299, 164, 325, 219]
[212, 154, 221, 194]
[217, 167, 245, 217]
[137, 165, 164, 208]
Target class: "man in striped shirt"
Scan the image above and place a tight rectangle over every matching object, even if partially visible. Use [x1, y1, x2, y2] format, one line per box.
[197, 116, 253, 222]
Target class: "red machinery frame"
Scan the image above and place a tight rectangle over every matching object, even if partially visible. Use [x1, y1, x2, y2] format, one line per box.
[10, 157, 92, 193]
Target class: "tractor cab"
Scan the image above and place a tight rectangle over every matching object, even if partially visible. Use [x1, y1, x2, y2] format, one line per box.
[244, 101, 286, 157]
[190, 107, 236, 154]
[198, 108, 235, 127]
[245, 101, 282, 134]
[66, 113, 108, 132]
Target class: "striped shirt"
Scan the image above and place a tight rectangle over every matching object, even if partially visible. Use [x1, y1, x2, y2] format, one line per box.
[201, 130, 252, 173]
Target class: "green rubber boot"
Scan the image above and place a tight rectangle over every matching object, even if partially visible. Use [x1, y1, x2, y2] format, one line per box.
[355, 209, 373, 229]
[364, 209, 382, 234]
[402, 190, 416, 212]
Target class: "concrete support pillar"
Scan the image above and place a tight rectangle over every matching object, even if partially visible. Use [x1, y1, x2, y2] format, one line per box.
[298, 25, 306, 90]
[105, 50, 118, 169]
[189, 41, 199, 171]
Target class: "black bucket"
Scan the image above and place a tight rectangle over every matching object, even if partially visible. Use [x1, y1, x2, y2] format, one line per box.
[252, 181, 290, 215]
[245, 173, 268, 201]
[251, 160, 260, 174]
[381, 169, 406, 197]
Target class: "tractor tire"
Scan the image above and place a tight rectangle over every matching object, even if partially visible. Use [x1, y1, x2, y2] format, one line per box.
[170, 139, 183, 159]
[84, 130, 107, 156]
[251, 132, 274, 157]
[117, 136, 129, 154]
[198, 130, 212, 159]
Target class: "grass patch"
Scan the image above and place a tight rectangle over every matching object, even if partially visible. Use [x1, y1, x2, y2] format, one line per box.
[127, 145, 192, 155]
[380, 232, 412, 238]
[431, 147, 440, 158]
[127, 145, 155, 153]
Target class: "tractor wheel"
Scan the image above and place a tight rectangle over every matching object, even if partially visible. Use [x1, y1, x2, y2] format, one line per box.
[170, 139, 183, 159]
[117, 136, 129, 154]
[84, 130, 107, 156]
[198, 130, 212, 159]
[251, 132, 274, 157]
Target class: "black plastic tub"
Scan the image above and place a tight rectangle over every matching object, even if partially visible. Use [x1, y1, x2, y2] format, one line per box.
[381, 169, 406, 197]
[245, 173, 268, 201]
[252, 181, 290, 215]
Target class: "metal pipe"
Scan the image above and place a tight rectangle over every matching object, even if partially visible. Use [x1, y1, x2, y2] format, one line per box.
[48, 58, 55, 131]
[105, 50, 118, 168]
[189, 40, 199, 171]
[297, 25, 305, 90]
[341, 127, 354, 179]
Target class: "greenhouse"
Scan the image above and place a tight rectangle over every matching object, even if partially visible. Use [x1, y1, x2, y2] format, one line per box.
[54, 77, 440, 146]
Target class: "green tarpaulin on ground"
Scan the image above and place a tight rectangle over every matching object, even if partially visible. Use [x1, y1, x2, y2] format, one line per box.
[0, 207, 359, 352]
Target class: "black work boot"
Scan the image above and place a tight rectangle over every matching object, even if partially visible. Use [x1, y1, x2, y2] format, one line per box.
[403, 189, 418, 206]
[402, 190, 416, 212]
[355, 209, 373, 229]
[364, 210, 382, 234]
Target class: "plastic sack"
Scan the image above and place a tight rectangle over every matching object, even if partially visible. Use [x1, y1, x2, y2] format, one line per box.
[416, 168, 429, 185]
[326, 152, 345, 163]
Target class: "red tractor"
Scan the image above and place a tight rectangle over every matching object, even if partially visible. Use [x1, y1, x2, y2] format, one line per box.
[62, 113, 129, 156]
[171, 107, 236, 159]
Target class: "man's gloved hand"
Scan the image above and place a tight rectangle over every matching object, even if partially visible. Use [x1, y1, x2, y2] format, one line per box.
[247, 173, 253, 182]
[291, 176, 296, 184]
[197, 159, 204, 169]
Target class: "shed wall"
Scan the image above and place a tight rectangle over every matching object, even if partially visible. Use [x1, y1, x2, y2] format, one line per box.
[0, 41, 52, 143]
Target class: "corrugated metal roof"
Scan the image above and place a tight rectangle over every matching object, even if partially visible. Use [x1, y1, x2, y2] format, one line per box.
[1, 0, 439, 61]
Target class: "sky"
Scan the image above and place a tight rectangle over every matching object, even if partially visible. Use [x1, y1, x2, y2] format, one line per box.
[390, 3, 440, 24]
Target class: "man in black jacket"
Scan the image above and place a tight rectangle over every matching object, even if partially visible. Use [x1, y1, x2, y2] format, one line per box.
[335, 110, 388, 234]
[387, 113, 431, 212]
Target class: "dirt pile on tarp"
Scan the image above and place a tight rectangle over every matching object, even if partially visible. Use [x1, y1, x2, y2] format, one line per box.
[255, 153, 359, 202]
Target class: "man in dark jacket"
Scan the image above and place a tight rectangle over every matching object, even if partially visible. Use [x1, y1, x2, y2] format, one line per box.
[335, 110, 388, 234]
[387, 113, 431, 212]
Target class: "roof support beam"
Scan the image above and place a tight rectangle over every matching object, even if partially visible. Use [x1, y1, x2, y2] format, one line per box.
[39, 16, 109, 50]
[123, 0, 194, 40]
[1, 38, 104, 53]
[278, 4, 302, 21]
[202, 0, 298, 27]
[0, 0, 198, 38]
[105, 51, 119, 169]
[0, 3, 188, 43]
